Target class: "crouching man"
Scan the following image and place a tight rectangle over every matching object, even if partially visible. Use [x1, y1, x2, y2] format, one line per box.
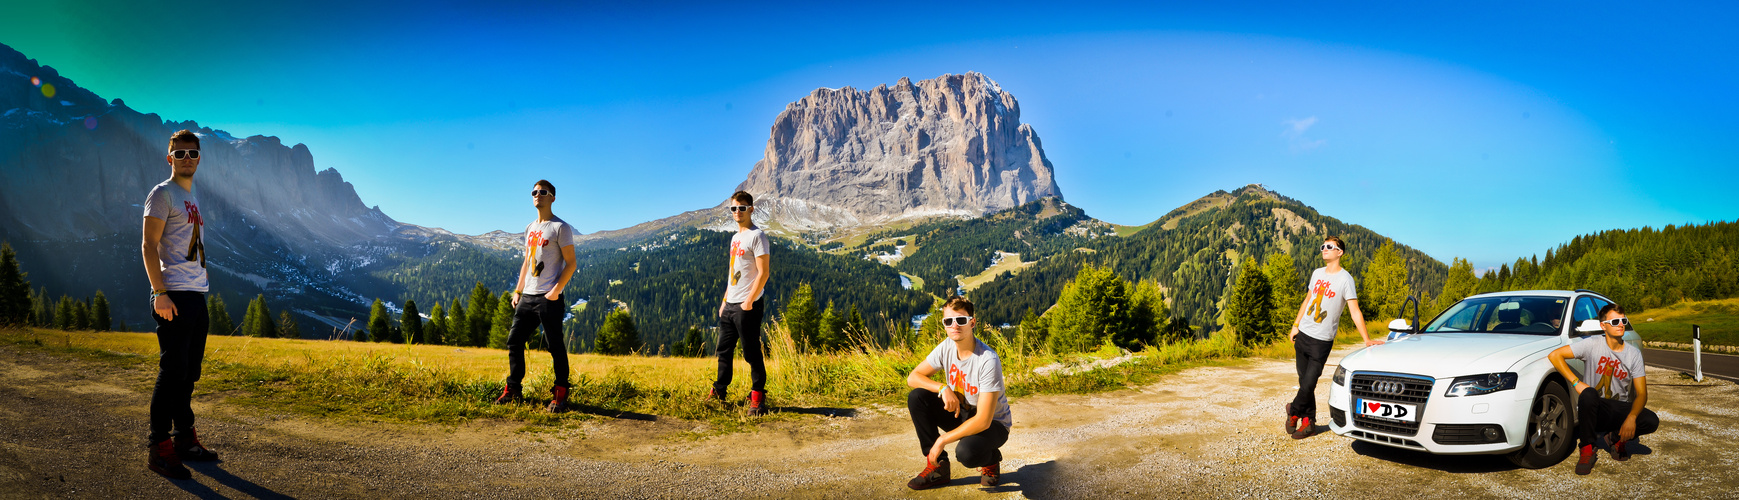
[1548, 303, 1659, 475]
[904, 296, 1013, 490]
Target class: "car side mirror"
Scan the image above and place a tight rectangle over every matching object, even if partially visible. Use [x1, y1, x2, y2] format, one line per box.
[1387, 318, 1413, 333]
[1575, 319, 1603, 335]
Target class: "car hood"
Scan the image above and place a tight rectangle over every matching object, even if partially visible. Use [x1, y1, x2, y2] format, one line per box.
[1341, 333, 1563, 379]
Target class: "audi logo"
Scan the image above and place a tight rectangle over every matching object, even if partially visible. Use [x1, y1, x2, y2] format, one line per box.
[1371, 380, 1406, 395]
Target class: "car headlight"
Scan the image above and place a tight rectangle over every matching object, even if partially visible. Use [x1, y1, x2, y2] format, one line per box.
[1444, 373, 1518, 397]
[1333, 366, 1346, 386]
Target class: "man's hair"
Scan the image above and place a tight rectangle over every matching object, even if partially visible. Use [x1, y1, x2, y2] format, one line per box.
[168, 129, 199, 150]
[1599, 303, 1626, 320]
[1324, 236, 1347, 252]
[942, 295, 975, 317]
[534, 179, 556, 196]
[731, 190, 754, 206]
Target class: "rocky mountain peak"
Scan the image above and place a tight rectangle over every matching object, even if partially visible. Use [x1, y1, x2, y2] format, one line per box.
[735, 72, 1062, 231]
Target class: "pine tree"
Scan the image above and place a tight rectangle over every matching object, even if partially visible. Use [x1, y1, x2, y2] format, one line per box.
[781, 283, 820, 351]
[487, 291, 513, 349]
[1047, 264, 1133, 353]
[56, 295, 73, 330]
[846, 305, 866, 344]
[255, 296, 278, 338]
[1264, 252, 1302, 336]
[0, 242, 31, 325]
[595, 309, 641, 355]
[278, 310, 300, 339]
[447, 299, 467, 346]
[401, 299, 422, 344]
[72, 297, 91, 331]
[31, 287, 49, 327]
[1123, 279, 1167, 349]
[91, 291, 110, 331]
[1226, 256, 1275, 345]
[676, 326, 707, 357]
[208, 294, 235, 336]
[427, 302, 447, 345]
[817, 300, 842, 352]
[1017, 307, 1047, 355]
[1431, 258, 1480, 317]
[365, 298, 390, 343]
[467, 282, 495, 347]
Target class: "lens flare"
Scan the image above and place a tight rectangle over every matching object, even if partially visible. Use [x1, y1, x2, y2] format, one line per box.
[30, 76, 41, 87]
[40, 83, 55, 98]
[84, 116, 97, 130]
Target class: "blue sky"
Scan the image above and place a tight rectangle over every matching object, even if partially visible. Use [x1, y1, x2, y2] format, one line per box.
[5, 1, 1735, 269]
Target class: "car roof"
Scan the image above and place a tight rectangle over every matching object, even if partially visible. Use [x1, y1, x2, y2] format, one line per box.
[1467, 290, 1580, 299]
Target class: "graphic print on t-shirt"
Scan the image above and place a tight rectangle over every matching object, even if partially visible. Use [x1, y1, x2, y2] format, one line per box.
[729, 240, 744, 286]
[1593, 354, 1632, 399]
[947, 363, 979, 398]
[183, 201, 205, 267]
[527, 230, 547, 277]
[1307, 278, 1337, 323]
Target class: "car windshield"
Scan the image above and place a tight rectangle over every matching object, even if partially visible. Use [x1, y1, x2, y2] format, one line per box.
[1422, 296, 1568, 335]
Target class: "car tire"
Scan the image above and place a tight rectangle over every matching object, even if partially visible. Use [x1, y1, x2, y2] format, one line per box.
[1506, 381, 1574, 469]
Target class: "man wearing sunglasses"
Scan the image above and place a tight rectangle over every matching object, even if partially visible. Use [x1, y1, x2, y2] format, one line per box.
[141, 129, 219, 479]
[711, 191, 771, 416]
[1284, 236, 1379, 439]
[904, 296, 1012, 490]
[493, 180, 576, 412]
[1548, 304, 1658, 475]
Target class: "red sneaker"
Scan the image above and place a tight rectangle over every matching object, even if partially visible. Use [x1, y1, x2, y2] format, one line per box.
[978, 462, 1001, 486]
[1286, 412, 1299, 435]
[547, 386, 570, 413]
[493, 385, 522, 405]
[147, 438, 191, 480]
[906, 457, 950, 490]
[746, 390, 768, 417]
[1608, 433, 1631, 462]
[174, 427, 219, 461]
[1290, 417, 1315, 439]
[1575, 444, 1598, 475]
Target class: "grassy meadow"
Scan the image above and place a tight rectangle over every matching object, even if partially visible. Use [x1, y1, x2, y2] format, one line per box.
[0, 320, 1296, 432]
[1630, 297, 1739, 346]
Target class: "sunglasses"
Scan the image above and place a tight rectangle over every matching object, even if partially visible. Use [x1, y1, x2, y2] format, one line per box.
[1601, 317, 1630, 327]
[170, 149, 200, 160]
[728, 205, 753, 213]
[531, 189, 553, 197]
[941, 316, 972, 327]
[1320, 243, 1341, 252]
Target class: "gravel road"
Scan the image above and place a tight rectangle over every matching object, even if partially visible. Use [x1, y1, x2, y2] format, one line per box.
[1, 343, 1734, 499]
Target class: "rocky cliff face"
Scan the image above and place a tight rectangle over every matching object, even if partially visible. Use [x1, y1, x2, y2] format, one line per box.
[0, 43, 409, 326]
[734, 72, 1062, 231]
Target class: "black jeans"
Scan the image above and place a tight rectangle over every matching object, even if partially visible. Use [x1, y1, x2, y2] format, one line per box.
[1576, 387, 1659, 446]
[907, 388, 1009, 467]
[505, 293, 569, 389]
[1289, 334, 1334, 420]
[150, 291, 209, 443]
[713, 299, 766, 393]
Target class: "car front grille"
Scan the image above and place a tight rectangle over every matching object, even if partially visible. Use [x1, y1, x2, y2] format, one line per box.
[1350, 372, 1435, 436]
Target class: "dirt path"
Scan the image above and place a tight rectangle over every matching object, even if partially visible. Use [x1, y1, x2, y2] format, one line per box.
[1, 344, 1735, 499]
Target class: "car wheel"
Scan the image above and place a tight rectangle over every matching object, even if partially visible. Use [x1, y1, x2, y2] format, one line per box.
[1506, 381, 1574, 469]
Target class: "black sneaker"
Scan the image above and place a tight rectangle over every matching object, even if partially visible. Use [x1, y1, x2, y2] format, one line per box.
[547, 386, 570, 413]
[746, 390, 768, 417]
[174, 427, 219, 461]
[978, 462, 1000, 486]
[493, 385, 522, 405]
[906, 457, 950, 490]
[147, 439, 191, 480]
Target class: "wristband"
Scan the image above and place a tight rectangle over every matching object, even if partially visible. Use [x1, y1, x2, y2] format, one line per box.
[150, 289, 168, 300]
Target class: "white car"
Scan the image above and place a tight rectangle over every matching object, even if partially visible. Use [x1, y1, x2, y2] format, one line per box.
[1327, 290, 1640, 468]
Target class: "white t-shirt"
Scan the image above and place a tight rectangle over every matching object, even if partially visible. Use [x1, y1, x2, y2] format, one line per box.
[521, 216, 575, 295]
[143, 179, 209, 292]
[724, 228, 770, 304]
[1299, 267, 1357, 342]
[1571, 336, 1647, 402]
[924, 338, 1014, 429]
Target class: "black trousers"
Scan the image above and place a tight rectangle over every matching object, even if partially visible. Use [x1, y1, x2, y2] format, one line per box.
[505, 294, 569, 389]
[150, 291, 209, 443]
[713, 299, 766, 393]
[907, 388, 1009, 467]
[1289, 333, 1334, 420]
[1577, 387, 1660, 446]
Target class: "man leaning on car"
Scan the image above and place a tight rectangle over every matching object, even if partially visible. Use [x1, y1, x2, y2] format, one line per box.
[1547, 303, 1659, 475]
